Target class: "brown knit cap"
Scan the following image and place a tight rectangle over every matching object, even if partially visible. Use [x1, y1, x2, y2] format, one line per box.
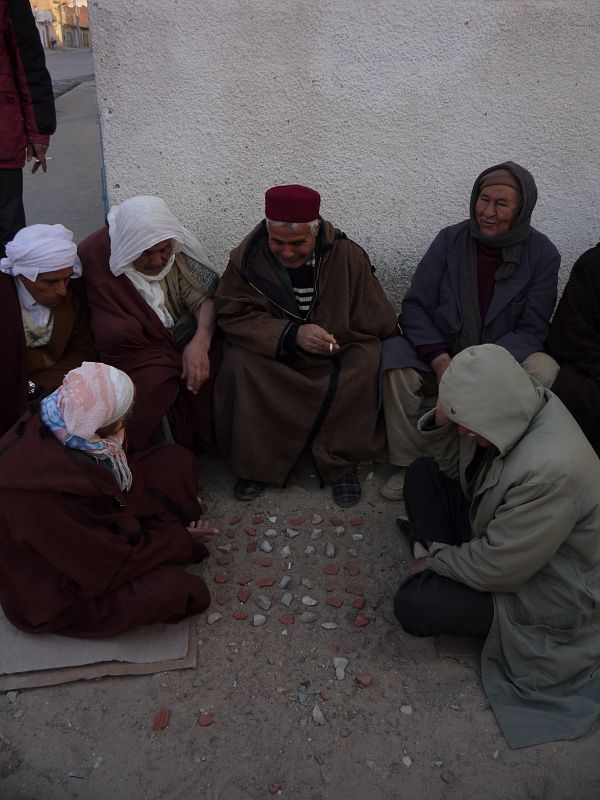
[479, 168, 521, 193]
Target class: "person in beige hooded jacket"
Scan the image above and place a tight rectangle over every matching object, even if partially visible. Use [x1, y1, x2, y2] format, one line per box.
[394, 343, 600, 748]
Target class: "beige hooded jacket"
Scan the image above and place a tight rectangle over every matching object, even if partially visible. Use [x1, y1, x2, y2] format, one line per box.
[418, 344, 600, 748]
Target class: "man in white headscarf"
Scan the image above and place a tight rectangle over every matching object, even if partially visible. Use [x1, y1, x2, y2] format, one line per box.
[0, 223, 96, 435]
[79, 196, 221, 453]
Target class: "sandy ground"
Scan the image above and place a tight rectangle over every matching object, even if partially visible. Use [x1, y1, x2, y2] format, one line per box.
[2, 455, 600, 800]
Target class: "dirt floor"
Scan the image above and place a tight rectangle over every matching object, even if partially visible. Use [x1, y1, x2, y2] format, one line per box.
[1, 455, 600, 800]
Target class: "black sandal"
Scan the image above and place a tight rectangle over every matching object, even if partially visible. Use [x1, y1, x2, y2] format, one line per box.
[234, 479, 266, 501]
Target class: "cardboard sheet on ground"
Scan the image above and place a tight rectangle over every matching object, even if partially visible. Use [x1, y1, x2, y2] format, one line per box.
[0, 611, 196, 691]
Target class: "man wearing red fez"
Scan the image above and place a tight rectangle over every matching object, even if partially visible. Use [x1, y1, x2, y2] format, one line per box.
[214, 184, 398, 506]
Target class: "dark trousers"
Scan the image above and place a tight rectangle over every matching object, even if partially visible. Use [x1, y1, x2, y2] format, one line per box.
[0, 169, 26, 257]
[394, 457, 494, 638]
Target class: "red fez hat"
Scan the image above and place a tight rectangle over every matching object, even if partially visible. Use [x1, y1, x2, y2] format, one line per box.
[264, 184, 321, 223]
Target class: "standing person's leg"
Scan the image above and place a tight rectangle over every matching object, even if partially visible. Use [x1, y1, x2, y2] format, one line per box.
[0, 169, 26, 257]
[381, 368, 437, 500]
[394, 456, 494, 637]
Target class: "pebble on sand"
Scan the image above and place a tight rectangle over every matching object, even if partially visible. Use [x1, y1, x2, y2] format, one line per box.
[312, 704, 326, 726]
[354, 615, 370, 628]
[299, 611, 318, 624]
[356, 675, 373, 688]
[207, 613, 222, 625]
[197, 713, 214, 727]
[233, 611, 248, 621]
[253, 614, 267, 626]
[279, 612, 294, 625]
[301, 595, 318, 606]
[152, 708, 171, 731]
[326, 597, 344, 609]
[311, 513, 323, 525]
[237, 589, 251, 603]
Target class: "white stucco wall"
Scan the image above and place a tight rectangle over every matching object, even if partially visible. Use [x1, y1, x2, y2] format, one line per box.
[89, 0, 599, 302]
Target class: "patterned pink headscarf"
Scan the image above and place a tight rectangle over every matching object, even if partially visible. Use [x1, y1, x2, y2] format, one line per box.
[61, 362, 135, 440]
[41, 362, 135, 491]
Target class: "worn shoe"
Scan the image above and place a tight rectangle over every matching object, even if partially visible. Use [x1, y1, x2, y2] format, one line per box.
[234, 478, 266, 501]
[395, 517, 429, 558]
[332, 472, 361, 508]
[380, 469, 406, 501]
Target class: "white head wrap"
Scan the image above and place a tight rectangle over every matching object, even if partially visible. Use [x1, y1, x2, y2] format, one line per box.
[0, 224, 81, 280]
[107, 196, 214, 328]
[107, 195, 213, 275]
[0, 224, 81, 332]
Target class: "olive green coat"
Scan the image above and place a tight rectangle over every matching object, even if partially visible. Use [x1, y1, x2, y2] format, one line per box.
[420, 344, 600, 748]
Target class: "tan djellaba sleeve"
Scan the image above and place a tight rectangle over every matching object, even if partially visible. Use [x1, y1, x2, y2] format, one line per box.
[161, 253, 219, 323]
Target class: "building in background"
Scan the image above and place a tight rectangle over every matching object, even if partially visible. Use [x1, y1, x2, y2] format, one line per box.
[30, 1, 90, 48]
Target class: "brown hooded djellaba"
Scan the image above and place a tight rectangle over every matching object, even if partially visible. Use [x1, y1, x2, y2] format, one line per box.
[0, 409, 211, 638]
[214, 219, 399, 485]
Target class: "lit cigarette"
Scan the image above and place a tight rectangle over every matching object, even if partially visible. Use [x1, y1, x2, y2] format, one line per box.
[328, 342, 333, 354]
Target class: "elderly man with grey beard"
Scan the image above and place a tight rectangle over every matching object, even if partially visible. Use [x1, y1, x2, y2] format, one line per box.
[379, 161, 560, 502]
[214, 184, 399, 507]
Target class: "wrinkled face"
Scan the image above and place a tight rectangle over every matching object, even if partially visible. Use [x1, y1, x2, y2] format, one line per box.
[268, 223, 318, 269]
[475, 185, 521, 237]
[457, 425, 492, 448]
[20, 266, 73, 308]
[132, 238, 173, 276]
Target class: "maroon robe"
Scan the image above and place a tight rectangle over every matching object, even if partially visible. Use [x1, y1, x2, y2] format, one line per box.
[78, 227, 219, 454]
[0, 410, 210, 638]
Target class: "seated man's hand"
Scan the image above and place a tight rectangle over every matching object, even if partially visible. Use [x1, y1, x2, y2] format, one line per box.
[431, 352, 451, 384]
[408, 556, 429, 575]
[297, 324, 340, 356]
[181, 334, 211, 393]
[187, 519, 219, 544]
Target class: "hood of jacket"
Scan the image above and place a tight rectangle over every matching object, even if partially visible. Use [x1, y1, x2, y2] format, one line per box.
[438, 344, 545, 455]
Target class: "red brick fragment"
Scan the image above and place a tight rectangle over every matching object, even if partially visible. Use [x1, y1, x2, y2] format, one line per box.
[326, 596, 344, 609]
[320, 691, 331, 702]
[356, 675, 373, 687]
[152, 708, 171, 731]
[244, 527, 257, 536]
[260, 557, 273, 567]
[329, 517, 344, 526]
[237, 589, 251, 603]
[237, 575, 252, 585]
[323, 564, 340, 576]
[258, 576, 276, 588]
[289, 517, 305, 526]
[197, 713, 214, 727]
[279, 612, 294, 625]
[325, 580, 338, 592]
[224, 528, 236, 539]
[352, 597, 366, 610]
[330, 643, 341, 654]
[350, 518, 364, 526]
[216, 594, 231, 606]
[346, 585, 364, 596]
[216, 555, 232, 566]
[233, 610, 248, 620]
[246, 541, 258, 553]
[229, 516, 242, 525]
[345, 566, 360, 577]
[252, 514, 264, 524]
[354, 614, 370, 628]
[214, 573, 230, 584]
[269, 785, 284, 795]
